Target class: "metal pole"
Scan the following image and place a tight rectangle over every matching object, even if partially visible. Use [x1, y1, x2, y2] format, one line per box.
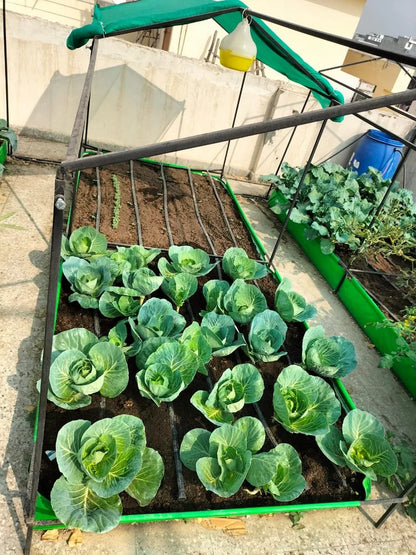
[220, 71, 247, 180]
[268, 115, 329, 265]
[375, 476, 416, 528]
[61, 88, 416, 173]
[2, 0, 10, 144]
[266, 91, 311, 198]
[24, 169, 66, 554]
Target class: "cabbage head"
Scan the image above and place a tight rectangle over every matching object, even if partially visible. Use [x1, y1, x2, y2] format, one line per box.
[316, 409, 398, 480]
[50, 416, 164, 533]
[158, 245, 217, 277]
[61, 226, 108, 260]
[245, 309, 287, 362]
[222, 247, 267, 281]
[274, 277, 317, 322]
[302, 325, 357, 378]
[273, 365, 341, 436]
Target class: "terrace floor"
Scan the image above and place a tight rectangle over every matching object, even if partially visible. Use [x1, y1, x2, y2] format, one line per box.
[0, 136, 415, 554]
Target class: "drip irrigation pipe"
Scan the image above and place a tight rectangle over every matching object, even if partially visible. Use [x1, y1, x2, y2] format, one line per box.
[130, 160, 142, 245]
[168, 404, 186, 500]
[160, 164, 174, 246]
[205, 171, 238, 247]
[95, 166, 102, 231]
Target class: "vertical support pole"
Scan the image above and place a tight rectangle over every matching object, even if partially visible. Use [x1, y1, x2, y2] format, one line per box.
[269, 116, 329, 265]
[220, 71, 247, 181]
[266, 91, 312, 198]
[2, 0, 10, 150]
[24, 168, 67, 554]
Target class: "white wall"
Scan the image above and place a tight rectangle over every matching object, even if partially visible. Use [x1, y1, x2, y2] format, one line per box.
[2, 12, 414, 181]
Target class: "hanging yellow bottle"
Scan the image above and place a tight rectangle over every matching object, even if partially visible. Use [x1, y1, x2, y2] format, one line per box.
[219, 18, 257, 72]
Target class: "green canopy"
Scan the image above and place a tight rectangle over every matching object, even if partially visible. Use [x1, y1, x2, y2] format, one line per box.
[66, 0, 344, 113]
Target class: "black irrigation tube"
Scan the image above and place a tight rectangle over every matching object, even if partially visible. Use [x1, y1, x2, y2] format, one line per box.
[130, 160, 143, 245]
[160, 164, 174, 246]
[168, 404, 186, 500]
[205, 171, 239, 247]
[95, 166, 102, 231]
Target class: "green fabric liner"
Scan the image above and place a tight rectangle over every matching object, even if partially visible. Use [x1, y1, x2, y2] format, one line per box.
[66, 0, 343, 116]
[33, 156, 370, 527]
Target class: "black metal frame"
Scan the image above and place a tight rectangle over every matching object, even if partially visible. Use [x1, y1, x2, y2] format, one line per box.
[23, 10, 416, 552]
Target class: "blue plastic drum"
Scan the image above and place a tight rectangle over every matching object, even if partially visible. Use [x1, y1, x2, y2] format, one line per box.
[349, 129, 404, 179]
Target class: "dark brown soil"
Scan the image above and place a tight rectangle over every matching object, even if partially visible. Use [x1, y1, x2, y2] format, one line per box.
[39, 159, 365, 518]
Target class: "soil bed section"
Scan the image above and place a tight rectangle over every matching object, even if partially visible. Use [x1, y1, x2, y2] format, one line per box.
[39, 160, 365, 518]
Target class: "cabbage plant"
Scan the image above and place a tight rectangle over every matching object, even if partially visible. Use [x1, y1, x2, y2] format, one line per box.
[222, 247, 267, 281]
[50, 416, 164, 533]
[180, 416, 305, 501]
[201, 279, 230, 314]
[109, 244, 160, 275]
[129, 298, 186, 340]
[136, 340, 198, 405]
[61, 226, 108, 260]
[274, 278, 317, 322]
[223, 279, 267, 324]
[200, 312, 246, 357]
[180, 322, 212, 375]
[44, 328, 129, 409]
[62, 256, 118, 309]
[191, 363, 264, 425]
[245, 309, 287, 362]
[161, 272, 198, 309]
[302, 326, 357, 378]
[106, 321, 142, 359]
[99, 268, 163, 318]
[158, 245, 217, 277]
[273, 365, 341, 436]
[316, 409, 398, 480]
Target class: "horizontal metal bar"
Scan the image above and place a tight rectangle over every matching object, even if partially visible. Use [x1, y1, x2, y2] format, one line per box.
[62, 88, 416, 173]
[245, 10, 416, 68]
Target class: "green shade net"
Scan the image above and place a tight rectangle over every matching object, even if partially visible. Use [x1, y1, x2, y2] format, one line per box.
[66, 0, 344, 115]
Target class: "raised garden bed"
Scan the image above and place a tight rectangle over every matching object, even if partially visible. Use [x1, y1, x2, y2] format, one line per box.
[34, 158, 371, 530]
[268, 188, 416, 399]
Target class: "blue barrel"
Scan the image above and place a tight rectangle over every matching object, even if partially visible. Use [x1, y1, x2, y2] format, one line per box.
[349, 129, 404, 179]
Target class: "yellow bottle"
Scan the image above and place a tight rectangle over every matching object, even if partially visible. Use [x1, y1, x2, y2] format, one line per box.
[219, 18, 257, 72]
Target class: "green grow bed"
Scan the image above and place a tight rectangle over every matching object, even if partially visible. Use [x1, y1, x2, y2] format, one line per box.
[33, 160, 371, 530]
[0, 139, 8, 166]
[268, 189, 416, 399]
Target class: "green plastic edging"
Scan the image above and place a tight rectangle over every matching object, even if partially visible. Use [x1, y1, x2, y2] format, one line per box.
[33, 159, 370, 529]
[0, 139, 8, 165]
[268, 190, 416, 399]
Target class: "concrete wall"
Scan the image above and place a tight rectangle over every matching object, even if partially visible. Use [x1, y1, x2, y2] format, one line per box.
[1, 12, 414, 182]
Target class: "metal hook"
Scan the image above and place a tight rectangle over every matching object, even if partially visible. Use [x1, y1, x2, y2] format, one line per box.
[242, 8, 252, 24]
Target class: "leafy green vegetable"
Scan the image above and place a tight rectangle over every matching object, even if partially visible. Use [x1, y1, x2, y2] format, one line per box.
[223, 279, 267, 324]
[50, 416, 163, 533]
[180, 322, 212, 375]
[180, 417, 262, 497]
[191, 363, 264, 425]
[200, 312, 246, 357]
[161, 272, 198, 309]
[247, 443, 306, 502]
[129, 298, 186, 340]
[62, 256, 118, 309]
[201, 279, 230, 314]
[158, 245, 217, 277]
[61, 226, 108, 260]
[245, 309, 287, 362]
[222, 247, 267, 280]
[45, 330, 129, 409]
[109, 245, 161, 275]
[302, 326, 357, 378]
[316, 409, 398, 480]
[273, 365, 341, 436]
[136, 341, 198, 405]
[106, 321, 142, 359]
[274, 278, 317, 322]
[99, 268, 163, 318]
